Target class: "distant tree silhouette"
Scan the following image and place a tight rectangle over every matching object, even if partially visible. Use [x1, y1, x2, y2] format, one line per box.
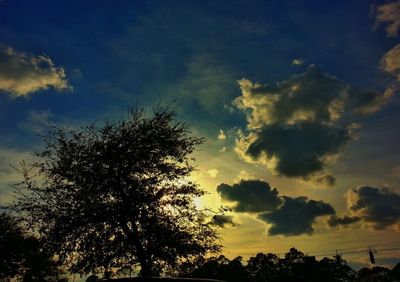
[246, 253, 280, 282]
[182, 255, 249, 282]
[0, 213, 66, 281]
[10, 107, 220, 277]
[392, 262, 400, 280]
[318, 255, 355, 281]
[356, 266, 393, 282]
[180, 248, 400, 282]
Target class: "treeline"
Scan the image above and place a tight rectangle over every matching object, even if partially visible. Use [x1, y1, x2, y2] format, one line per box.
[0, 213, 67, 282]
[177, 248, 400, 282]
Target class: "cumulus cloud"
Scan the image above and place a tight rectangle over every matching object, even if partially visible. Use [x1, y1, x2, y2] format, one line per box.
[259, 196, 335, 236]
[381, 44, 400, 83]
[347, 186, 400, 230]
[245, 122, 350, 178]
[217, 180, 282, 213]
[217, 179, 335, 236]
[0, 46, 71, 97]
[207, 169, 219, 178]
[234, 66, 390, 180]
[211, 214, 235, 227]
[375, 0, 400, 37]
[292, 58, 304, 65]
[326, 215, 361, 227]
[218, 129, 227, 140]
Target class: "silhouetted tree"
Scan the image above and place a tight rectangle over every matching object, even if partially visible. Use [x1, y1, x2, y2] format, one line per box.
[246, 253, 280, 282]
[0, 213, 65, 281]
[278, 248, 317, 281]
[318, 255, 355, 282]
[356, 266, 393, 282]
[184, 255, 249, 282]
[10, 107, 220, 277]
[180, 249, 400, 282]
[392, 262, 400, 280]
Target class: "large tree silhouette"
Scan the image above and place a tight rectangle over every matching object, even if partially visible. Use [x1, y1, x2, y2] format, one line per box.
[11, 107, 219, 277]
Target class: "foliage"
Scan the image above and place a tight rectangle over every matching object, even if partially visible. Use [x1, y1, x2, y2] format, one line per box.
[180, 248, 400, 282]
[0, 213, 66, 282]
[10, 107, 220, 277]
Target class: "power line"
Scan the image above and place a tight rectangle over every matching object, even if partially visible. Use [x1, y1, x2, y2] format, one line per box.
[223, 244, 400, 259]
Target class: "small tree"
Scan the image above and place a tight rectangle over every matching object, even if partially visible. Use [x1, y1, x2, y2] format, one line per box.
[11, 107, 220, 277]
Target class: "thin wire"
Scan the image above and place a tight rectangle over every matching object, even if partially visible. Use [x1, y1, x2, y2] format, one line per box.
[313, 247, 400, 258]
[224, 245, 400, 259]
[309, 239, 400, 256]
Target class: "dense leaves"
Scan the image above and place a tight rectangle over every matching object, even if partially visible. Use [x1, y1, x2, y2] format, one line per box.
[0, 213, 66, 282]
[10, 108, 220, 277]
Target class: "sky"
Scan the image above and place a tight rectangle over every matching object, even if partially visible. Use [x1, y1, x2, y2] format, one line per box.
[1, 0, 400, 270]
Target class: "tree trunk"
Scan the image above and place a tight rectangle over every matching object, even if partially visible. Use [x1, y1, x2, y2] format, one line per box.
[120, 219, 154, 277]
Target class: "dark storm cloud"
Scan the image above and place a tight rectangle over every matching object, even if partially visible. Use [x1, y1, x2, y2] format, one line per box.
[211, 214, 235, 228]
[326, 215, 361, 227]
[259, 196, 335, 236]
[235, 66, 391, 180]
[246, 122, 351, 178]
[217, 179, 335, 236]
[347, 186, 400, 230]
[217, 180, 282, 213]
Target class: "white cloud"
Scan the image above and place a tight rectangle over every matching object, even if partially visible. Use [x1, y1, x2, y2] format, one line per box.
[292, 58, 304, 65]
[218, 129, 227, 140]
[234, 170, 256, 183]
[0, 46, 71, 97]
[207, 169, 219, 178]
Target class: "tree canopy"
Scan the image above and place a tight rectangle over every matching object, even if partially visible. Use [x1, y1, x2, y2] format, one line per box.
[0, 213, 66, 282]
[11, 107, 220, 277]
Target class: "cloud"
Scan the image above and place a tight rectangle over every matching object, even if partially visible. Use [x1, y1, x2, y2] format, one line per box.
[259, 196, 335, 236]
[374, 0, 400, 37]
[211, 214, 235, 227]
[217, 179, 335, 236]
[207, 169, 219, 178]
[313, 174, 336, 187]
[347, 186, 400, 230]
[381, 44, 400, 83]
[292, 58, 304, 65]
[217, 180, 282, 213]
[218, 129, 227, 140]
[0, 46, 71, 97]
[326, 215, 361, 227]
[234, 66, 391, 179]
[244, 122, 351, 178]
[18, 110, 56, 134]
[233, 170, 255, 183]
